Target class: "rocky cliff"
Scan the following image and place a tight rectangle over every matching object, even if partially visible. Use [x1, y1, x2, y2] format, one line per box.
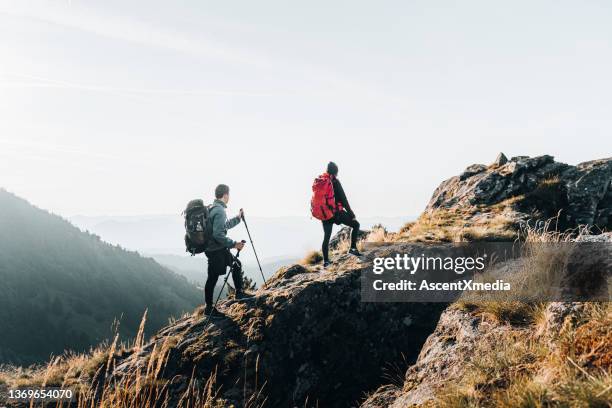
[95, 247, 446, 408]
[363, 286, 611, 407]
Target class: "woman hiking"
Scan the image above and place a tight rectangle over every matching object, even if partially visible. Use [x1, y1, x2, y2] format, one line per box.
[313, 161, 361, 268]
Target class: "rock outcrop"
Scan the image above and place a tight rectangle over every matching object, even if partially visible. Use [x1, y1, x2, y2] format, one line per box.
[362, 233, 612, 407]
[363, 299, 611, 407]
[100, 246, 447, 408]
[361, 307, 499, 407]
[426, 154, 612, 233]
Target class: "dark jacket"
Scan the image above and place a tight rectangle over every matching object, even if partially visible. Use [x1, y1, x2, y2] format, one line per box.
[206, 199, 241, 252]
[331, 175, 355, 219]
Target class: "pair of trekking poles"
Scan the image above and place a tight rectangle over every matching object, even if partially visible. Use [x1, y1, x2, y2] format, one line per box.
[204, 213, 265, 327]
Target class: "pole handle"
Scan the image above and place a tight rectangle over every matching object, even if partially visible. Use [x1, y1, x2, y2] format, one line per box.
[235, 240, 247, 257]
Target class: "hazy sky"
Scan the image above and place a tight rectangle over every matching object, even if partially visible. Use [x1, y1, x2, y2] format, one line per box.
[1, 0, 611, 218]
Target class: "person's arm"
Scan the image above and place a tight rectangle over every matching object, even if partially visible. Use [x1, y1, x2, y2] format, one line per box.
[211, 210, 236, 248]
[225, 208, 244, 230]
[334, 179, 355, 218]
[225, 215, 241, 230]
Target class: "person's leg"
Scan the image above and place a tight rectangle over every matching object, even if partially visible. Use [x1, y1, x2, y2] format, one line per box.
[321, 220, 334, 263]
[348, 218, 361, 249]
[204, 250, 225, 308]
[335, 211, 361, 251]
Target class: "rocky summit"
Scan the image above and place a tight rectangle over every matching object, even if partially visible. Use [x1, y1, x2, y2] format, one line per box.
[396, 155, 612, 243]
[427, 154, 612, 231]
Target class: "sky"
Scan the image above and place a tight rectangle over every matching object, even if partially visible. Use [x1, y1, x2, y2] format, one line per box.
[1, 0, 611, 218]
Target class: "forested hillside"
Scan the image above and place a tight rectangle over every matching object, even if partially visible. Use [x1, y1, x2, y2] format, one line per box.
[0, 189, 201, 365]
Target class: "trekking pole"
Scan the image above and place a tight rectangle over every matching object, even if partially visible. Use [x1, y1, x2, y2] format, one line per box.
[241, 211, 266, 285]
[203, 241, 245, 328]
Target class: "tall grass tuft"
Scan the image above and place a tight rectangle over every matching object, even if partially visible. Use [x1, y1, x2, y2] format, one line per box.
[302, 250, 323, 265]
[1, 309, 268, 407]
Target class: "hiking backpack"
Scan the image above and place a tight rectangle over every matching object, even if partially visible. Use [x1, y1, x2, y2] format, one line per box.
[183, 199, 211, 255]
[311, 173, 339, 221]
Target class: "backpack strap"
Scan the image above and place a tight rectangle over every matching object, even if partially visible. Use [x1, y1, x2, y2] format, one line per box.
[206, 203, 222, 245]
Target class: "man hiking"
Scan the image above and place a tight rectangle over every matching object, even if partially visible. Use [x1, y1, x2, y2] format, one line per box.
[312, 162, 361, 268]
[204, 184, 252, 317]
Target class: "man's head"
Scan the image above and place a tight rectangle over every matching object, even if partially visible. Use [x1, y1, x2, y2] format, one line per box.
[215, 184, 230, 204]
[327, 161, 339, 177]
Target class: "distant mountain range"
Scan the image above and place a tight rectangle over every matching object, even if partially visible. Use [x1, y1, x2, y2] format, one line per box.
[69, 214, 413, 274]
[69, 213, 412, 285]
[0, 189, 201, 365]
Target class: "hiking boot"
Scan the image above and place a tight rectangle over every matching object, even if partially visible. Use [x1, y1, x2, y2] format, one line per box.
[204, 306, 224, 317]
[348, 248, 362, 256]
[323, 260, 332, 268]
[235, 291, 254, 300]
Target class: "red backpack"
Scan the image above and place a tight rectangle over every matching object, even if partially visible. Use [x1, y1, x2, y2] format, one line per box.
[311, 173, 342, 220]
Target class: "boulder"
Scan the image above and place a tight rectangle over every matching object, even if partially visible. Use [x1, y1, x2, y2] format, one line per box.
[492, 152, 508, 166]
[459, 164, 487, 181]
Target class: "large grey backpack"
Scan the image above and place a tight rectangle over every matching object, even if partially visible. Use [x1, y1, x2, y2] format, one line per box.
[183, 199, 211, 255]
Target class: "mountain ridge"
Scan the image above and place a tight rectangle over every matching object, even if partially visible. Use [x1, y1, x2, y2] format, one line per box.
[0, 189, 202, 365]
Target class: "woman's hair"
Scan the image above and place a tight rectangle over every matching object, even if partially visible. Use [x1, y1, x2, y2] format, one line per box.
[327, 161, 338, 176]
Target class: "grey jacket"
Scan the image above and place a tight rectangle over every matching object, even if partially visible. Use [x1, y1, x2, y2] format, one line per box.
[206, 199, 241, 252]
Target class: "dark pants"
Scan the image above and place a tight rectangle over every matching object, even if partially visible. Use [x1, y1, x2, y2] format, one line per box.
[204, 249, 243, 307]
[322, 211, 360, 263]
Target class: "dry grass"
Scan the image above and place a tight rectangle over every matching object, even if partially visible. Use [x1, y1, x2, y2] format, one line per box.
[442, 224, 611, 407]
[397, 209, 464, 242]
[571, 318, 612, 370]
[435, 303, 612, 408]
[430, 331, 548, 408]
[454, 301, 544, 326]
[510, 223, 577, 301]
[558, 303, 612, 371]
[398, 221, 415, 235]
[365, 225, 392, 244]
[456, 221, 588, 322]
[0, 311, 267, 408]
[70, 366, 229, 408]
[302, 250, 323, 265]
[0, 343, 117, 391]
[397, 202, 518, 243]
[0, 313, 141, 392]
